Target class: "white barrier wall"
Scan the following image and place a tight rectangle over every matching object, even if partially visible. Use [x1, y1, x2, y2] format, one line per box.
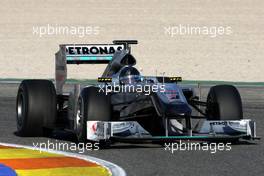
[0, 0, 263, 82]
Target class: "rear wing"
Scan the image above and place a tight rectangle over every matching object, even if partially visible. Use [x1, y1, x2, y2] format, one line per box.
[64, 44, 124, 64]
[55, 44, 124, 94]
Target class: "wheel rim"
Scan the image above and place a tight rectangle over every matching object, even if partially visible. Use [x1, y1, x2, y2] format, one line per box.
[17, 92, 25, 129]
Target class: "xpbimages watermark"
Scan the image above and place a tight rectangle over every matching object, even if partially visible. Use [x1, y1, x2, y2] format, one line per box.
[98, 82, 166, 95]
[32, 140, 99, 153]
[164, 24, 233, 38]
[164, 140, 232, 154]
[32, 24, 100, 37]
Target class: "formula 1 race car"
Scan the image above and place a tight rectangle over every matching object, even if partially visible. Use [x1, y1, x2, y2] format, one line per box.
[16, 40, 259, 145]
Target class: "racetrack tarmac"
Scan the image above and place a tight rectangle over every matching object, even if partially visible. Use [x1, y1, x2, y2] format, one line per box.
[0, 83, 263, 176]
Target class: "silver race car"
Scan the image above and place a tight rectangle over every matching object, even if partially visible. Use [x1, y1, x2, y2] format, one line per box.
[16, 40, 259, 146]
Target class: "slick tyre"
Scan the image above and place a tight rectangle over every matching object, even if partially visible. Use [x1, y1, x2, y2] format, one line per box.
[206, 85, 243, 120]
[16, 80, 57, 136]
[76, 87, 112, 142]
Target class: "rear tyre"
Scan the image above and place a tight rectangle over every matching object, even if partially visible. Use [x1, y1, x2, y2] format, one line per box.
[206, 85, 243, 120]
[76, 87, 112, 142]
[16, 80, 57, 136]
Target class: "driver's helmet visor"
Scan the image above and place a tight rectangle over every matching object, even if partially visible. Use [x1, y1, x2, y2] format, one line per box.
[120, 75, 141, 84]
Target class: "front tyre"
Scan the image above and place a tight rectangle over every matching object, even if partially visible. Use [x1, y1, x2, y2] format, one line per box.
[76, 87, 112, 142]
[206, 85, 243, 120]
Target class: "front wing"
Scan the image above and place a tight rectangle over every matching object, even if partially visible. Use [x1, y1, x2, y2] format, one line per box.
[86, 119, 259, 142]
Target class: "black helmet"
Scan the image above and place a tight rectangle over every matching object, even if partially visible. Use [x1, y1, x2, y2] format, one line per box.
[119, 67, 141, 84]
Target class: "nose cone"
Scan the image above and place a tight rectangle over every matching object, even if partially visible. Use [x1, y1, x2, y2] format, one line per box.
[164, 101, 192, 117]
